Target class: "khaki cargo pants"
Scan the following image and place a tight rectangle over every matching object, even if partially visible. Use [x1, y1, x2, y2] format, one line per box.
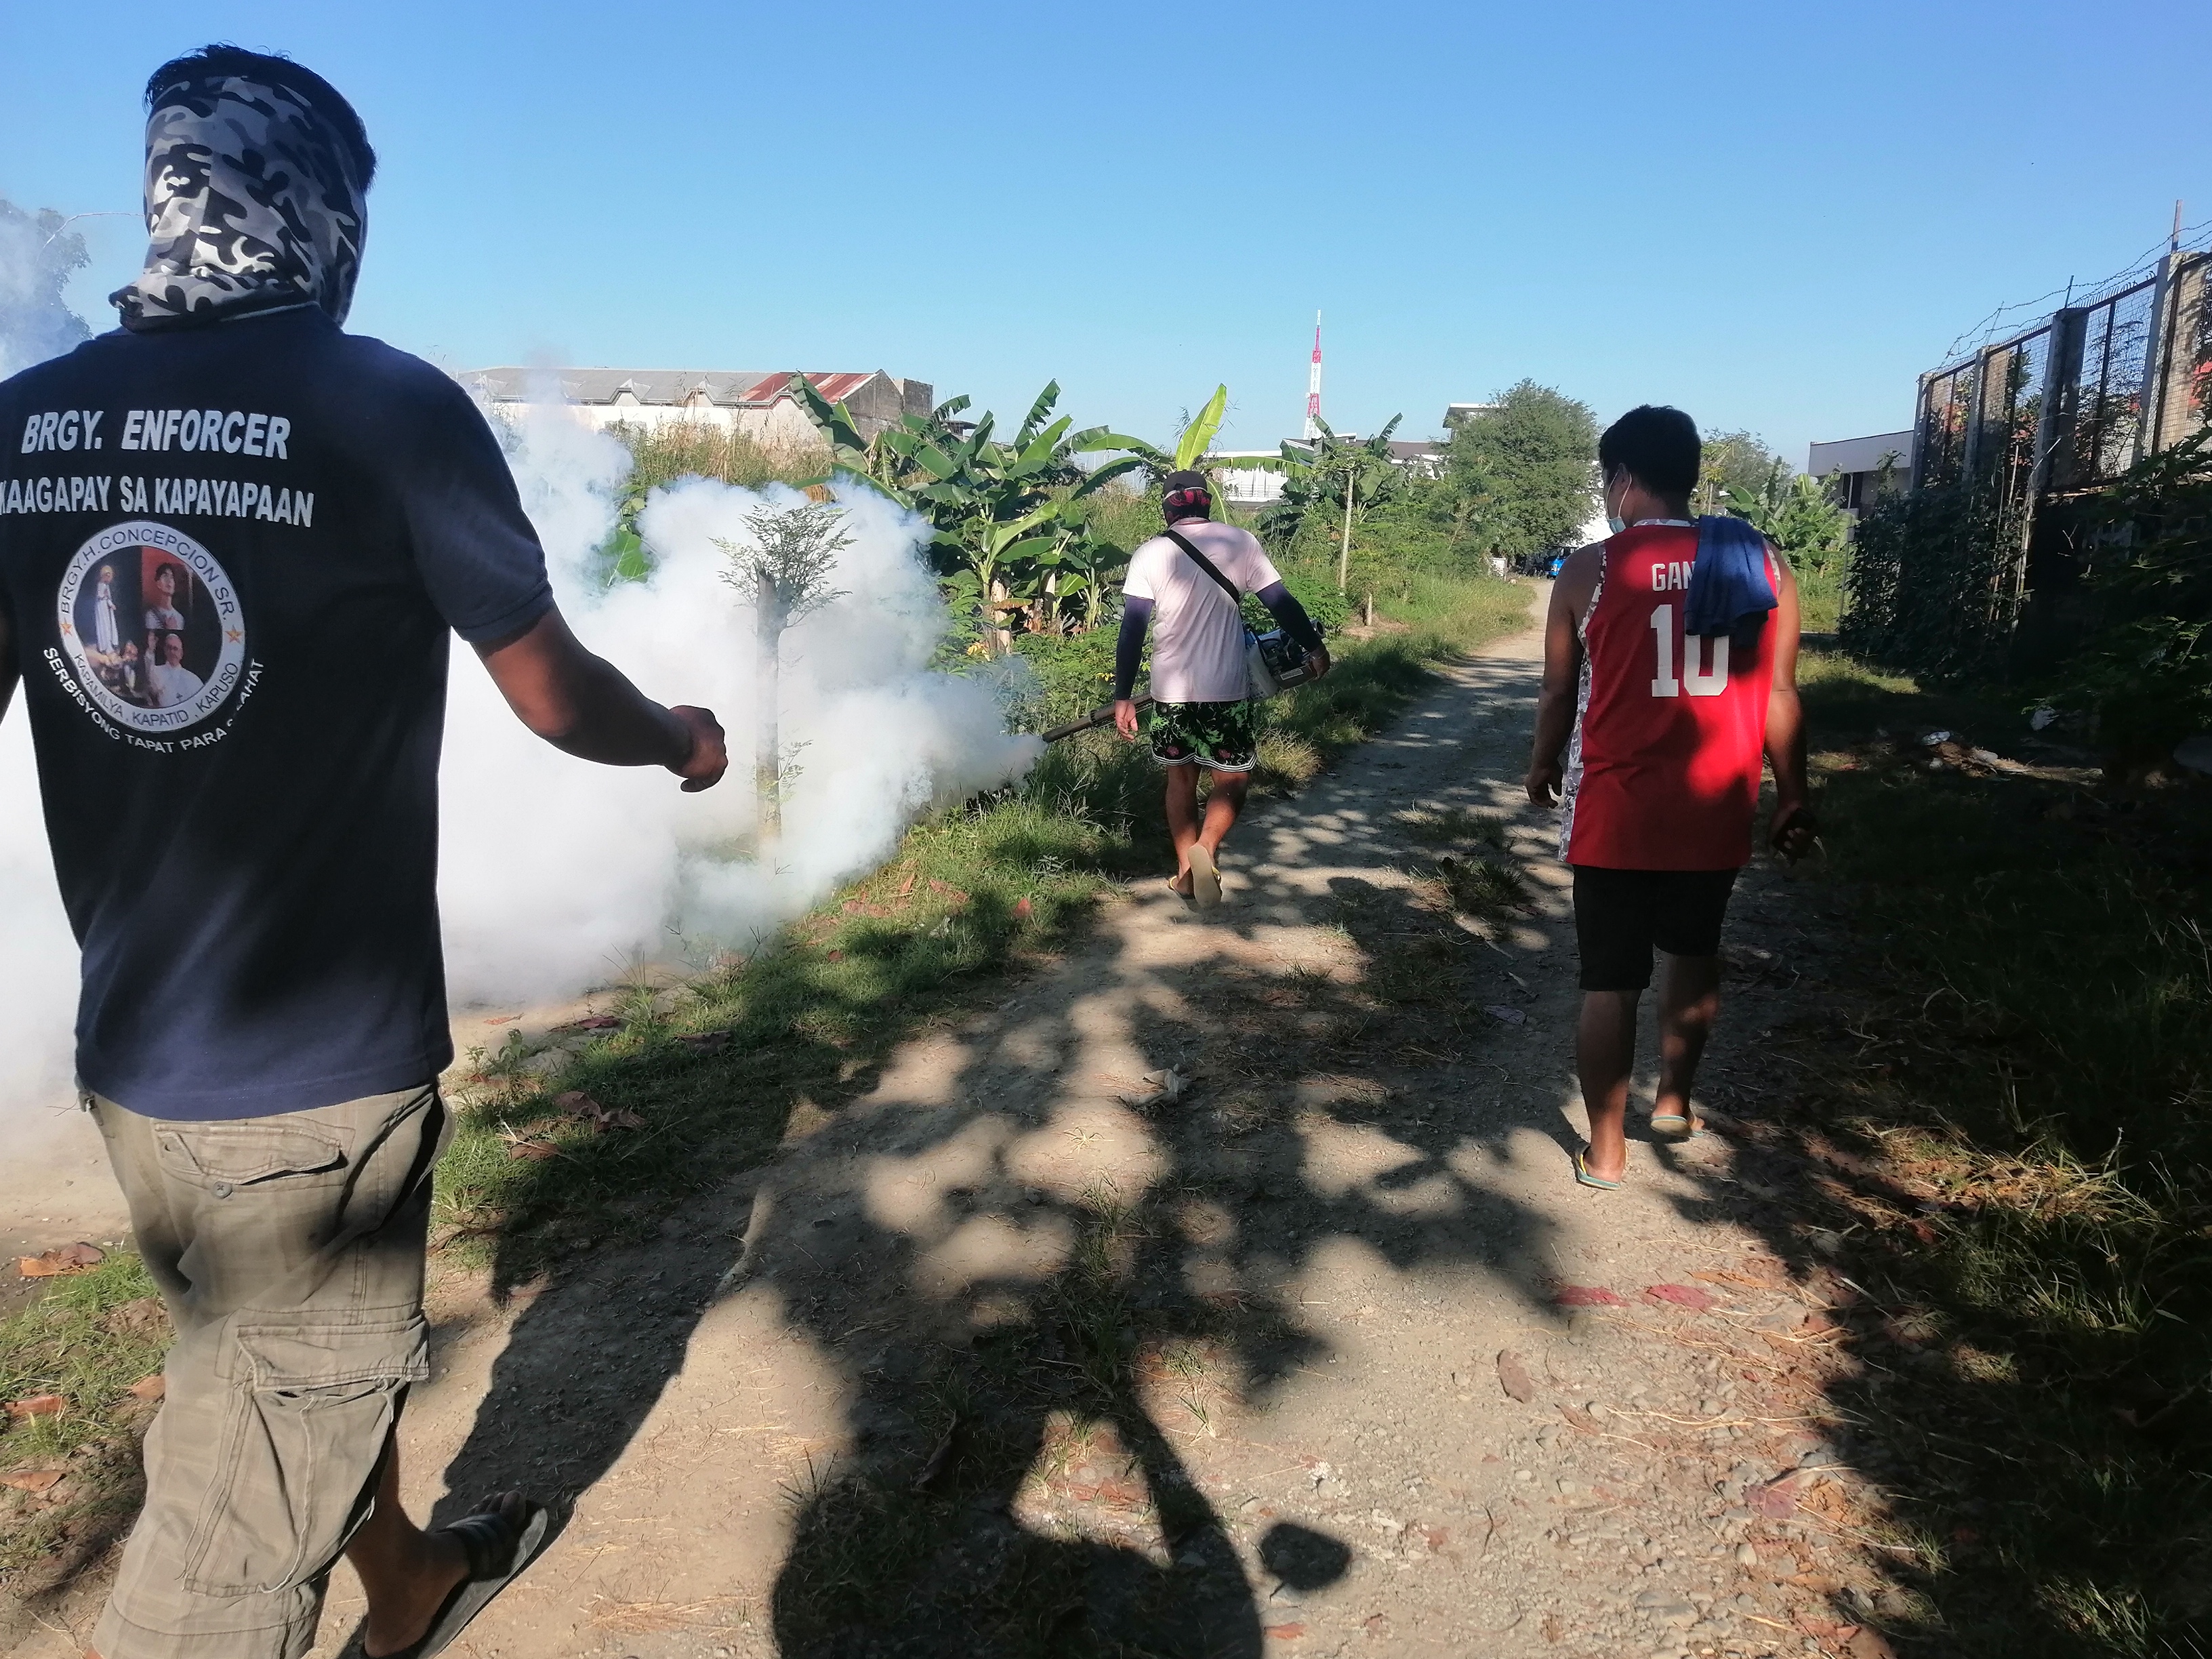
[88, 1084, 449, 1659]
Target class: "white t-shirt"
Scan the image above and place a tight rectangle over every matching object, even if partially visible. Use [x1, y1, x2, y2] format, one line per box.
[1121, 519, 1284, 704]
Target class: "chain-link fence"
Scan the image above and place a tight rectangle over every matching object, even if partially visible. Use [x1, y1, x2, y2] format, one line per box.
[1917, 242, 2211, 503]
[1850, 235, 2212, 677]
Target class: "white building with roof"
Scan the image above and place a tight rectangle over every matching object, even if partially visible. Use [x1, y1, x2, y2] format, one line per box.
[458, 367, 933, 447]
[1807, 429, 1914, 517]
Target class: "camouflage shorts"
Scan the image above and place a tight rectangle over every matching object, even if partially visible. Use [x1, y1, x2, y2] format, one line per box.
[1148, 699, 1258, 773]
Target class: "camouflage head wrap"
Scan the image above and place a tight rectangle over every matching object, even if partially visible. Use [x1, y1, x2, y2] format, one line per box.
[110, 73, 366, 332]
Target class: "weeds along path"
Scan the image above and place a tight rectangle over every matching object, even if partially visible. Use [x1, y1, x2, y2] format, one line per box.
[11, 599, 1906, 1658]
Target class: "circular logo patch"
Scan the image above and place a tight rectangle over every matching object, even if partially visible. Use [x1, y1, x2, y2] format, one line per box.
[57, 520, 246, 733]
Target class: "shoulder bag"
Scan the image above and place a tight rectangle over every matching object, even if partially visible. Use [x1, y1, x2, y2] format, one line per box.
[1160, 528, 1313, 700]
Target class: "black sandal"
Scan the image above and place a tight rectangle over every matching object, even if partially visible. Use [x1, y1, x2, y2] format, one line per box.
[338, 1496, 551, 1659]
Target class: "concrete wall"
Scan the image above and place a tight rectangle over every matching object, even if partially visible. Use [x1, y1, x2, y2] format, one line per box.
[514, 369, 932, 449]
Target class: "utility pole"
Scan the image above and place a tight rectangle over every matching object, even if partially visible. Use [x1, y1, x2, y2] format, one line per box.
[1304, 312, 1324, 441]
[1338, 469, 1356, 592]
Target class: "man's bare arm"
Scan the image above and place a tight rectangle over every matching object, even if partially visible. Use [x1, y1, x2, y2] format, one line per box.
[474, 607, 727, 792]
[1762, 554, 1816, 856]
[1525, 546, 1599, 806]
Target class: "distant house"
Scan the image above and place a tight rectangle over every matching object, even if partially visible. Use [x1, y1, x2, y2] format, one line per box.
[459, 367, 933, 447]
[1388, 438, 1446, 479]
[1807, 430, 1914, 516]
[1207, 451, 1290, 508]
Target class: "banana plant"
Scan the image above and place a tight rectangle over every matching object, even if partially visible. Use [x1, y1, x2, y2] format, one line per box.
[1256, 415, 1404, 586]
[794, 375, 1149, 647]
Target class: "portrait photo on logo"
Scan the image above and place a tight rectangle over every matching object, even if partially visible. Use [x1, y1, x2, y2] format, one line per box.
[58, 520, 247, 733]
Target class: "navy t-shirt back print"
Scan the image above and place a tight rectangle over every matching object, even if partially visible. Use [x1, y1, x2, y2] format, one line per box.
[0, 306, 554, 1120]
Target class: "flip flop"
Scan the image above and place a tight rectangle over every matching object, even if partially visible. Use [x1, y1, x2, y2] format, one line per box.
[1649, 1113, 1706, 1139]
[338, 1498, 550, 1659]
[1573, 1147, 1622, 1191]
[1188, 844, 1222, 909]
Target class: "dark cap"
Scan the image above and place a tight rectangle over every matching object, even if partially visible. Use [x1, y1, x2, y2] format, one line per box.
[1162, 469, 1212, 522]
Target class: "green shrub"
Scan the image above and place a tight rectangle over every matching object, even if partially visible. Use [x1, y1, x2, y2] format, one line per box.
[1013, 628, 1122, 728]
[2047, 428, 2212, 762]
[1842, 483, 2025, 680]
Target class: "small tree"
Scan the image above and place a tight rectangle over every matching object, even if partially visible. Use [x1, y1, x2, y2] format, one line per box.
[1441, 382, 1599, 560]
[1257, 417, 1404, 590]
[716, 502, 851, 840]
[1694, 430, 1782, 518]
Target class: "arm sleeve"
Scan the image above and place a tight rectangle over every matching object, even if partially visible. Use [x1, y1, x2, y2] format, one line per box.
[1255, 581, 1322, 652]
[396, 377, 556, 644]
[1113, 597, 1152, 701]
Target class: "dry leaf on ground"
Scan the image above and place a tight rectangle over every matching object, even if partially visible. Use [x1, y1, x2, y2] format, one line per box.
[1496, 1350, 1537, 1403]
[6, 1394, 66, 1419]
[1120, 1069, 1189, 1109]
[912, 1414, 958, 1493]
[1644, 1283, 1719, 1312]
[1747, 1474, 1800, 1519]
[17, 1242, 104, 1278]
[1553, 1285, 1626, 1307]
[0, 1469, 66, 1494]
[552, 1092, 646, 1132]
[127, 1374, 166, 1401]
[105, 1298, 167, 1337]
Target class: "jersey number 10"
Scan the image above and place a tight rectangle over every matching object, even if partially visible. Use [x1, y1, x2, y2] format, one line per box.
[1650, 604, 1729, 697]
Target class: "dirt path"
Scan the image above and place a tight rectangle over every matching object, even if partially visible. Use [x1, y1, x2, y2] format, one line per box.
[25, 603, 1896, 1658]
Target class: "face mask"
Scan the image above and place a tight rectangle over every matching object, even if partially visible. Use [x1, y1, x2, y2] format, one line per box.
[1601, 475, 1626, 535]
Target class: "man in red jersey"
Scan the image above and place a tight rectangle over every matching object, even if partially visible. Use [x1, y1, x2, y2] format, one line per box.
[1525, 405, 1815, 1189]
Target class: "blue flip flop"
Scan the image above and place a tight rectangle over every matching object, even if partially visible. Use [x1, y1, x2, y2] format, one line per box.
[1649, 1113, 1707, 1140]
[1574, 1147, 1622, 1191]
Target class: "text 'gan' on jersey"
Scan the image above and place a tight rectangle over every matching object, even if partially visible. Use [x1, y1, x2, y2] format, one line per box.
[1559, 524, 1778, 872]
[0, 307, 554, 1120]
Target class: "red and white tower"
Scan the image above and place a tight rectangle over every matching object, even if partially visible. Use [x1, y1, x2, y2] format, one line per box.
[1303, 312, 1323, 440]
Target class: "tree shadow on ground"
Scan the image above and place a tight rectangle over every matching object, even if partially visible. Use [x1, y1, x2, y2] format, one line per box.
[428, 656, 1593, 1658]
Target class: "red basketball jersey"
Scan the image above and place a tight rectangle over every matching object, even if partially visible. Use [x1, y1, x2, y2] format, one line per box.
[1559, 523, 1777, 870]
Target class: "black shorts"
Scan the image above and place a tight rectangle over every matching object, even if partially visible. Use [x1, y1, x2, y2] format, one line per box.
[1571, 865, 1740, 991]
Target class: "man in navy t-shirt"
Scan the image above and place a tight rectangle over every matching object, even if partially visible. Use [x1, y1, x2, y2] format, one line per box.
[0, 46, 725, 1659]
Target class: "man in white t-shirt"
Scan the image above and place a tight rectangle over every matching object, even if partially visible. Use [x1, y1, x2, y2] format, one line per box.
[1113, 470, 1330, 906]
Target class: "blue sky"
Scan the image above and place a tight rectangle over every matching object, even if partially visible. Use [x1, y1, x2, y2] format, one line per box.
[5, 1, 2207, 466]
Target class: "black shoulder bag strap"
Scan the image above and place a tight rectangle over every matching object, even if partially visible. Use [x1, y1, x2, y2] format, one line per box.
[1162, 527, 1244, 609]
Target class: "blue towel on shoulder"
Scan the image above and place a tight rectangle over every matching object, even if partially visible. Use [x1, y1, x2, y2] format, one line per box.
[1684, 514, 1776, 649]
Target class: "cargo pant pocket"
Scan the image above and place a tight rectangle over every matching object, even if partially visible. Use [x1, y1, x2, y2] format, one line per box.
[152, 1118, 349, 1199]
[180, 1313, 430, 1597]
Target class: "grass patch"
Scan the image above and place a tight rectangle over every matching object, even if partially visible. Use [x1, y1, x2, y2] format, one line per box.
[1263, 572, 1530, 764]
[1435, 855, 1530, 920]
[0, 1254, 169, 1589]
[437, 779, 1153, 1286]
[1770, 649, 2212, 1655]
[1797, 560, 1849, 634]
[1397, 804, 1510, 849]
